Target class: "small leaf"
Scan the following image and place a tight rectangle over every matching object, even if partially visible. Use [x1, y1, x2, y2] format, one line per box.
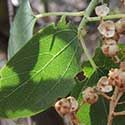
[0, 19, 81, 118]
[8, 0, 36, 59]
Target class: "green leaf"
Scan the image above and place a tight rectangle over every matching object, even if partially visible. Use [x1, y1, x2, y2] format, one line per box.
[90, 96, 125, 125]
[0, 21, 81, 118]
[77, 94, 91, 125]
[8, 0, 36, 59]
[90, 96, 108, 125]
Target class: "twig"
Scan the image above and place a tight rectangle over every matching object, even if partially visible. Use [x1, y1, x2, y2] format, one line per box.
[78, 0, 98, 71]
[107, 88, 123, 125]
[114, 111, 125, 116]
[99, 92, 111, 101]
[79, 34, 97, 71]
[35, 12, 125, 22]
[78, 0, 98, 33]
[118, 101, 125, 105]
[35, 11, 84, 19]
[87, 14, 125, 22]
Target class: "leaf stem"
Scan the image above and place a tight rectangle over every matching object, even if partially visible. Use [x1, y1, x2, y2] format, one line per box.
[78, 0, 98, 71]
[35, 11, 84, 19]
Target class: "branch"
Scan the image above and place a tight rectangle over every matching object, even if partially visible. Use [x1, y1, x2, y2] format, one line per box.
[35, 11, 84, 19]
[118, 101, 125, 105]
[99, 92, 111, 101]
[107, 88, 123, 125]
[78, 0, 98, 71]
[79, 34, 97, 70]
[114, 111, 125, 116]
[78, 0, 98, 33]
[87, 14, 125, 22]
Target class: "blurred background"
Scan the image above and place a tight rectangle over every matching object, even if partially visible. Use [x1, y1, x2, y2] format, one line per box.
[0, 0, 124, 124]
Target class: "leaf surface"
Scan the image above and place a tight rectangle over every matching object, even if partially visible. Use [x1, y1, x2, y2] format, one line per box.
[0, 20, 81, 118]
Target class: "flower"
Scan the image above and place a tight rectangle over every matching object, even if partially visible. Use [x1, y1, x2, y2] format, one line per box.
[95, 4, 110, 17]
[67, 96, 78, 112]
[97, 76, 112, 93]
[55, 98, 70, 116]
[115, 19, 125, 34]
[108, 68, 125, 88]
[82, 87, 98, 104]
[98, 21, 115, 38]
[101, 39, 119, 57]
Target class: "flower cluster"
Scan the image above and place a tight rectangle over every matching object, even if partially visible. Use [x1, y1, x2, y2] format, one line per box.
[108, 61, 125, 90]
[95, 5, 125, 63]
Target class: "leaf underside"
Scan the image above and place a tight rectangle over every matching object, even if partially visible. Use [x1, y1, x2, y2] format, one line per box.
[8, 0, 36, 59]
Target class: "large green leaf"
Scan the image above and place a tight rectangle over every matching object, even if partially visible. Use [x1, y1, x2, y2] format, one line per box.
[8, 0, 36, 59]
[0, 20, 81, 118]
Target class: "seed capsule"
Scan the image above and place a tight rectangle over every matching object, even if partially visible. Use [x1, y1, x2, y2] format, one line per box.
[67, 96, 78, 112]
[97, 76, 112, 93]
[82, 87, 98, 104]
[95, 4, 110, 17]
[98, 21, 115, 38]
[115, 19, 125, 34]
[101, 39, 119, 57]
[55, 98, 70, 116]
[108, 68, 125, 89]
